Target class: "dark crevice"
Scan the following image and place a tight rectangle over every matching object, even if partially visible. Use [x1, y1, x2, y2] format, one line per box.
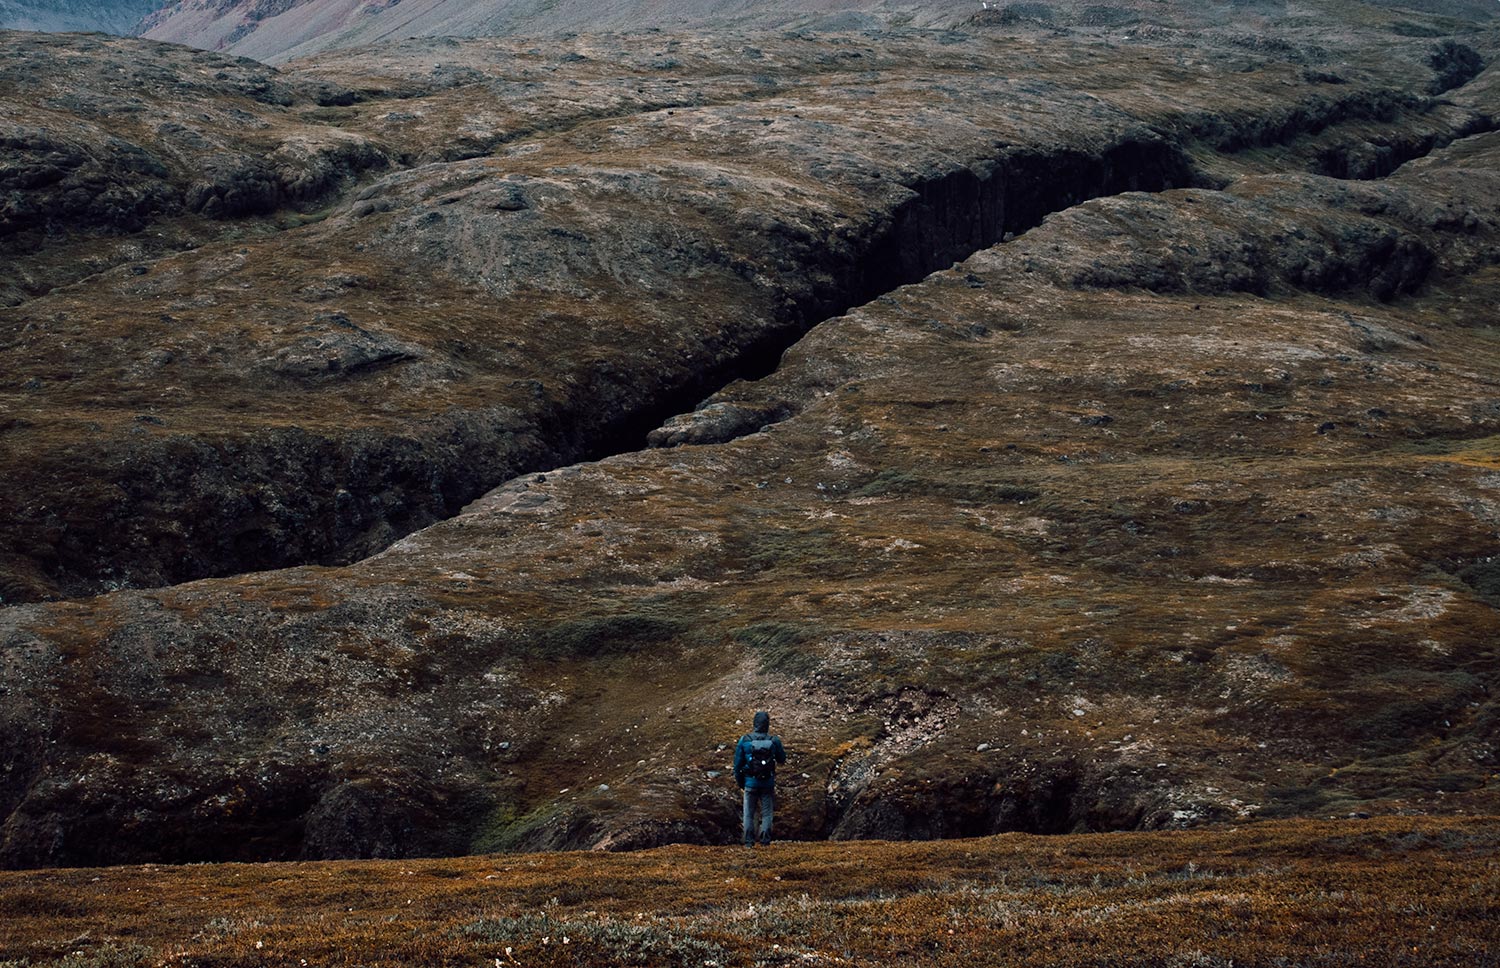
[1314, 111, 1498, 181]
[821, 760, 1171, 842]
[588, 135, 1195, 457]
[1426, 40, 1486, 96]
[644, 113, 1500, 451]
[1168, 87, 1426, 157]
[1165, 83, 1493, 189]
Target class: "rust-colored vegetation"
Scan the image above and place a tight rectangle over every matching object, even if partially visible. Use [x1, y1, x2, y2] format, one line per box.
[1, 816, 1496, 967]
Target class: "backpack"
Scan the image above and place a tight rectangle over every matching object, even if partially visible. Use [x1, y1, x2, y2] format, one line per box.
[744, 735, 777, 780]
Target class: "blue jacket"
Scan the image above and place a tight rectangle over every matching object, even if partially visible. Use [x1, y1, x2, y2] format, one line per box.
[734, 730, 786, 791]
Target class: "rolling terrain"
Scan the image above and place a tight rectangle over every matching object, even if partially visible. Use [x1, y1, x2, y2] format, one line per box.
[0, 0, 1498, 889]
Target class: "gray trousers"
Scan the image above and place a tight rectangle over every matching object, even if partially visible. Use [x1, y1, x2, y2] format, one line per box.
[743, 788, 774, 845]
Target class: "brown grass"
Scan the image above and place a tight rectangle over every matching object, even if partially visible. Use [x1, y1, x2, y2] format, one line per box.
[1, 816, 1496, 967]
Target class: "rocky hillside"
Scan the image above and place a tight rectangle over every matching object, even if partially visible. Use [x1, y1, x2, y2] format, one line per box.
[1, 3, 1498, 868]
[138, 0, 1500, 64]
[0, 0, 159, 34]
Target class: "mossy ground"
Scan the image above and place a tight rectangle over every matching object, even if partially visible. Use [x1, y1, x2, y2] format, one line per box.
[1, 816, 1496, 967]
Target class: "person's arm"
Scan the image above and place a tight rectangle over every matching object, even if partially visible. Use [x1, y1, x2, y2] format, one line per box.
[733, 737, 747, 787]
[774, 736, 786, 765]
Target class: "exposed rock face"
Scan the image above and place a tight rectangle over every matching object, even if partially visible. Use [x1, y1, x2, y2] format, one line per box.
[2, 5, 1500, 868]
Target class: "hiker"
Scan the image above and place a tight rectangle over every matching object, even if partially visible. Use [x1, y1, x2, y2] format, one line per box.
[733, 710, 786, 847]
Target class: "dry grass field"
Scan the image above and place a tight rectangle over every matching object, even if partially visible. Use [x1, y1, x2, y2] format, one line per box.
[1, 815, 1496, 967]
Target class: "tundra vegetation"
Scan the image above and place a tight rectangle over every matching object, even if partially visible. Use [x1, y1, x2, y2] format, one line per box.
[1, 817, 1498, 966]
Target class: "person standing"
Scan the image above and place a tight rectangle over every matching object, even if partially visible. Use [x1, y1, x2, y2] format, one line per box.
[734, 710, 786, 847]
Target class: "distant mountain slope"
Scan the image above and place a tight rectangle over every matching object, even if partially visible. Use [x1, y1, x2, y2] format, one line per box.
[138, 0, 965, 63]
[0, 0, 160, 33]
[139, 0, 1500, 65]
[139, 0, 381, 58]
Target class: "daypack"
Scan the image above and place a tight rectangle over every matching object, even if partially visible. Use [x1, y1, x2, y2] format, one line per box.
[744, 735, 777, 780]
